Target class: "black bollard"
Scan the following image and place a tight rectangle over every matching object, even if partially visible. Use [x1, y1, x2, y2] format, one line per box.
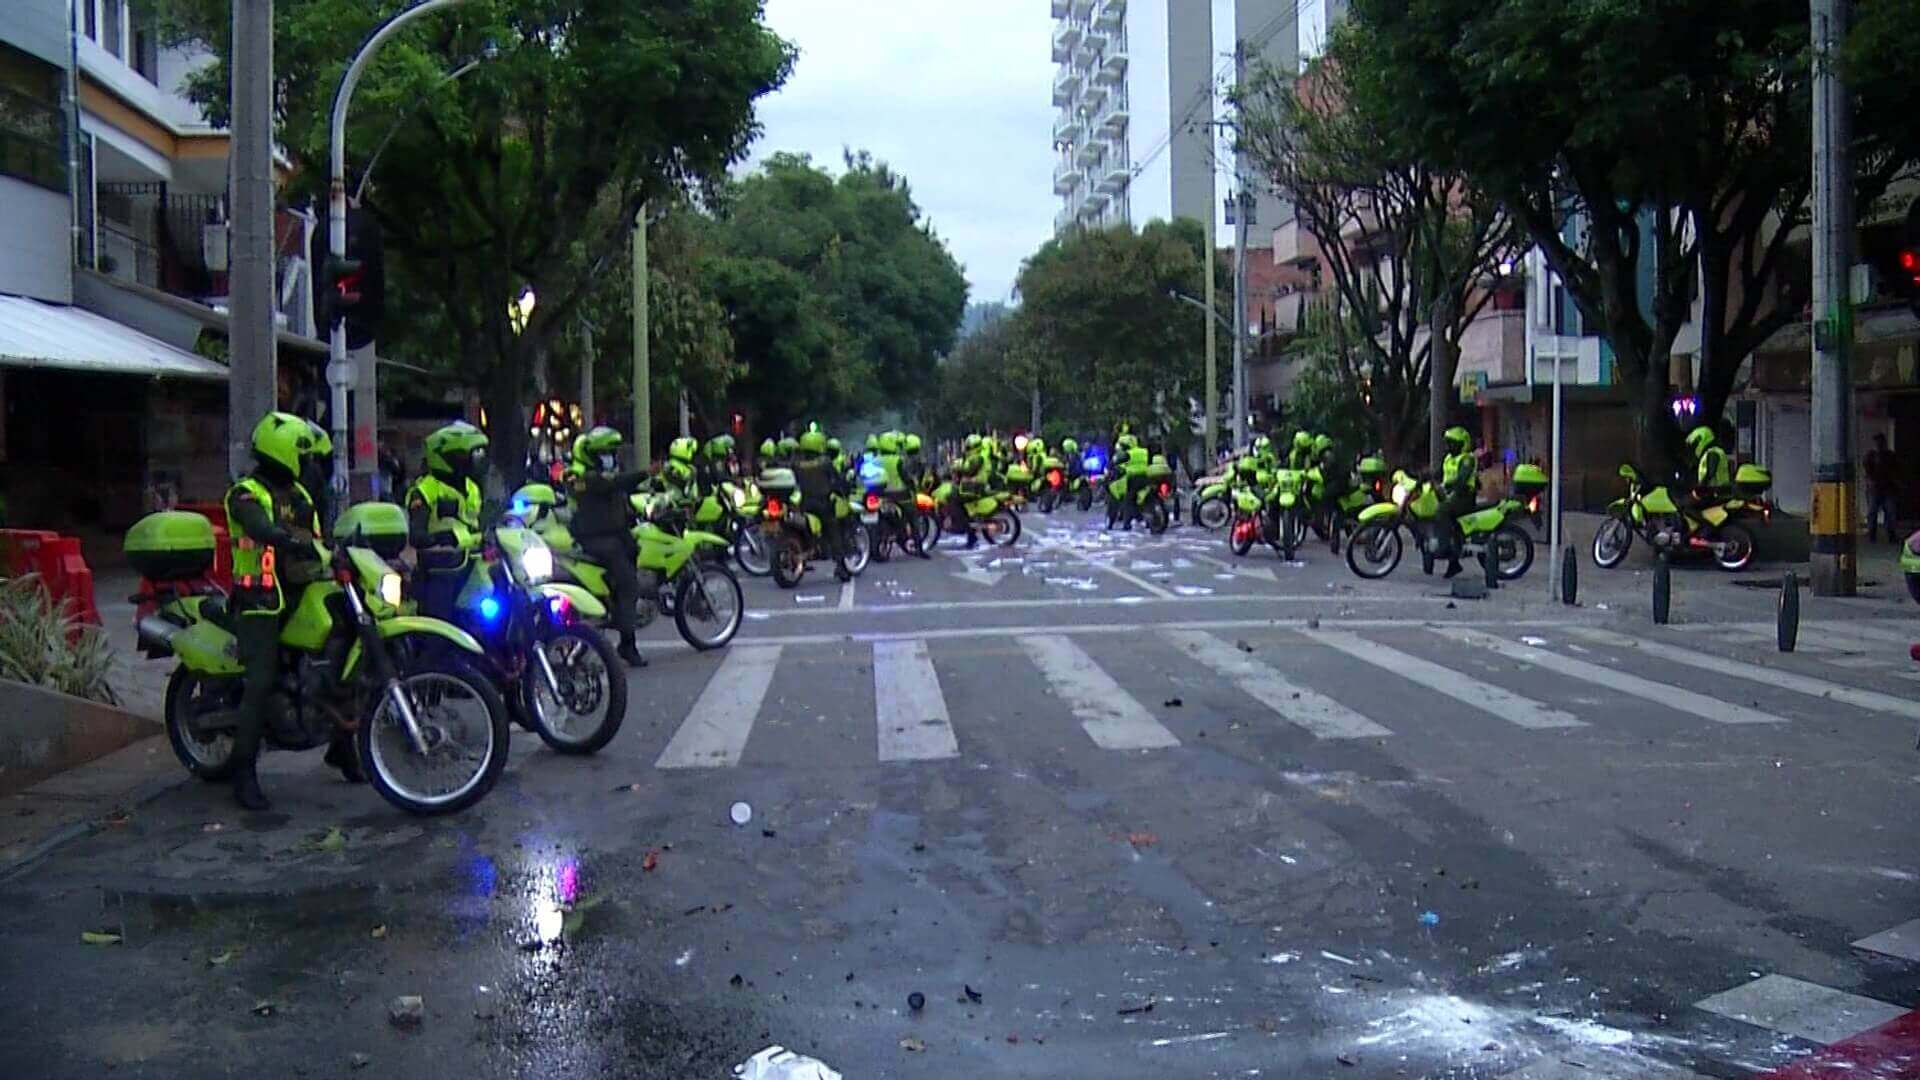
[1778, 569, 1799, 652]
[1561, 543, 1579, 606]
[1652, 553, 1671, 625]
[1484, 539, 1500, 591]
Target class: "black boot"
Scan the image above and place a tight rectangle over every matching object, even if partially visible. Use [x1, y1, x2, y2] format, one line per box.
[324, 733, 365, 783]
[964, 530, 979, 550]
[618, 639, 648, 669]
[834, 565, 853, 583]
[232, 760, 271, 812]
[1444, 558, 1463, 579]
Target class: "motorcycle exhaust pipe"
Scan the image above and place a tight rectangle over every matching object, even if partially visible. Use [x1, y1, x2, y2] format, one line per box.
[136, 614, 182, 655]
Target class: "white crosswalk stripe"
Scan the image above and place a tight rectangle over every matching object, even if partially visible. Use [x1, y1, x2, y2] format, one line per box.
[1019, 634, 1181, 750]
[1571, 627, 1920, 721]
[1433, 628, 1789, 726]
[1164, 628, 1393, 739]
[655, 645, 783, 769]
[873, 638, 960, 761]
[1304, 630, 1585, 729]
[1694, 973, 1907, 1045]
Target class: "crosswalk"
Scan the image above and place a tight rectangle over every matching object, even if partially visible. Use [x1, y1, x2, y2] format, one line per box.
[642, 618, 1920, 770]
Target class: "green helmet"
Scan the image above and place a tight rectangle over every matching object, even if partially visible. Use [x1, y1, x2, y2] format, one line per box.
[1443, 426, 1472, 451]
[876, 432, 901, 454]
[704, 434, 735, 461]
[1236, 457, 1259, 478]
[303, 418, 334, 462]
[799, 430, 828, 455]
[1685, 425, 1717, 453]
[1060, 438, 1078, 455]
[249, 411, 319, 475]
[1027, 437, 1046, 455]
[1253, 435, 1272, 453]
[826, 437, 843, 455]
[964, 434, 982, 450]
[424, 420, 489, 475]
[759, 438, 777, 459]
[1313, 434, 1334, 454]
[777, 436, 799, 456]
[1293, 431, 1313, 450]
[573, 425, 624, 470]
[865, 433, 881, 451]
[668, 436, 698, 464]
[903, 434, 923, 454]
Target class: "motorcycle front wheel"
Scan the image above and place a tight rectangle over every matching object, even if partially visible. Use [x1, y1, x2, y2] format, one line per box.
[1146, 500, 1170, 535]
[676, 562, 744, 650]
[1713, 522, 1756, 572]
[981, 507, 1022, 547]
[360, 656, 509, 816]
[1076, 486, 1093, 512]
[733, 523, 772, 577]
[165, 668, 240, 781]
[1346, 523, 1403, 579]
[772, 535, 807, 589]
[1196, 496, 1230, 530]
[523, 626, 626, 755]
[842, 519, 872, 575]
[1592, 517, 1633, 569]
[1488, 523, 1535, 581]
[1229, 517, 1256, 557]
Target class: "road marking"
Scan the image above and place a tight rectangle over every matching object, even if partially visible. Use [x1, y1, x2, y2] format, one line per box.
[736, 615, 1570, 649]
[1497, 1059, 1707, 1080]
[1304, 630, 1585, 729]
[748, 593, 1456, 618]
[1164, 629, 1392, 739]
[1019, 635, 1181, 750]
[1188, 551, 1278, 582]
[655, 645, 782, 769]
[951, 568, 1006, 587]
[1571, 627, 1920, 722]
[1802, 624, 1914, 656]
[1854, 918, 1920, 962]
[1036, 536, 1178, 598]
[873, 639, 959, 761]
[1723, 626, 1847, 654]
[837, 578, 855, 610]
[1695, 974, 1907, 1045]
[1433, 628, 1789, 725]
[1808, 621, 1916, 645]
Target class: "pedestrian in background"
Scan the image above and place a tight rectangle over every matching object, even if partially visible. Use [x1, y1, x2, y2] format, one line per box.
[1863, 433, 1898, 543]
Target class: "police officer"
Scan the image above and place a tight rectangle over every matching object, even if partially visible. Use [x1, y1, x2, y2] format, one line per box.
[405, 421, 487, 624]
[1437, 425, 1478, 578]
[793, 429, 853, 581]
[662, 436, 700, 508]
[569, 427, 650, 668]
[1686, 425, 1731, 504]
[224, 412, 333, 810]
[955, 433, 992, 548]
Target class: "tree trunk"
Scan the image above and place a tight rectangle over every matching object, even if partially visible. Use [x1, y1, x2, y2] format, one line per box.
[1636, 359, 1675, 480]
[1428, 296, 1455, 470]
[484, 357, 529, 498]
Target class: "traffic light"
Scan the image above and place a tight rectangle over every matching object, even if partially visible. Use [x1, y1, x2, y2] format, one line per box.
[1901, 198, 1920, 318]
[309, 207, 386, 348]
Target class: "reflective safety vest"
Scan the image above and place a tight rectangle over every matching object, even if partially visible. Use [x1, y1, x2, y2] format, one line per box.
[1442, 450, 1477, 497]
[408, 473, 482, 551]
[1697, 446, 1730, 490]
[225, 475, 318, 613]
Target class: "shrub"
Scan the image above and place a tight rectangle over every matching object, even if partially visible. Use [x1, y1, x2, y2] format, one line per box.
[0, 575, 116, 704]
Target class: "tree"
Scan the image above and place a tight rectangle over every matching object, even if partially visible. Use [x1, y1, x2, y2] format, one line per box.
[1236, 58, 1522, 465]
[710, 152, 967, 430]
[161, 0, 795, 481]
[922, 314, 1035, 440]
[1337, 0, 1920, 467]
[1284, 303, 1378, 460]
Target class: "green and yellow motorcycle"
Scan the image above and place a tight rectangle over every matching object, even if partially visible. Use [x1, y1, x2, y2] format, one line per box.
[1345, 470, 1535, 581]
[929, 477, 1022, 548]
[515, 484, 744, 650]
[126, 505, 510, 816]
[755, 467, 874, 586]
[1592, 462, 1765, 572]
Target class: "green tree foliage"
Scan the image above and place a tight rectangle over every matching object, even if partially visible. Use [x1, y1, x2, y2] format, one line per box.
[159, 0, 794, 480]
[710, 152, 967, 431]
[1336, 0, 1920, 465]
[1284, 303, 1378, 461]
[923, 315, 1036, 439]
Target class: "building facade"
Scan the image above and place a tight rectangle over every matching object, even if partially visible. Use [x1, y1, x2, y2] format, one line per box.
[1050, 0, 1213, 233]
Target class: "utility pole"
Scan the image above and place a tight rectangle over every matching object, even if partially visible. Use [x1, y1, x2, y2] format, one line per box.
[579, 320, 595, 426]
[1430, 292, 1455, 469]
[1203, 195, 1218, 462]
[227, 0, 276, 478]
[631, 203, 650, 467]
[1229, 47, 1250, 449]
[1810, 0, 1856, 595]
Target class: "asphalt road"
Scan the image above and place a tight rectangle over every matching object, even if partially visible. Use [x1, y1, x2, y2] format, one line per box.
[5, 510, 1920, 1079]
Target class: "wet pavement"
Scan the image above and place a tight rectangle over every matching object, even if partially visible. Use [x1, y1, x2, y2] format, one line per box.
[6, 508, 1920, 1078]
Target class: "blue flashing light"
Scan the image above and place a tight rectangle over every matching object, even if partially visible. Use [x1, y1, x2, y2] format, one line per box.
[857, 455, 886, 488]
[478, 595, 503, 622]
[1083, 448, 1107, 475]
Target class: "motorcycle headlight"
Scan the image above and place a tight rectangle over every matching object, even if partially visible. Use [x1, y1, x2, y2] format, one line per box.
[730, 486, 748, 509]
[520, 539, 554, 583]
[379, 572, 403, 609]
[1392, 483, 1411, 507]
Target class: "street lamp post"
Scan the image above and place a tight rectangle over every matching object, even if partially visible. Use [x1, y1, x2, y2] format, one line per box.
[327, 0, 475, 507]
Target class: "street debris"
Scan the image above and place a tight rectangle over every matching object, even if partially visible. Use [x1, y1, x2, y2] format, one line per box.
[207, 948, 236, 967]
[1320, 950, 1358, 966]
[762, 828, 777, 838]
[899, 1037, 927, 1053]
[388, 995, 424, 1027]
[642, 850, 660, 872]
[734, 1045, 842, 1079]
[1163, 697, 1183, 707]
[1117, 997, 1156, 1016]
[963, 984, 984, 1004]
[251, 999, 274, 1017]
[731, 801, 754, 825]
[794, 594, 827, 606]
[1128, 832, 1157, 849]
[1418, 911, 1441, 927]
[1337, 1053, 1358, 1066]
[730, 974, 745, 988]
[370, 925, 387, 939]
[80, 929, 122, 946]
[908, 991, 926, 1012]
[304, 826, 348, 853]
[348, 1052, 371, 1070]
[1520, 636, 1550, 647]
[1235, 640, 1255, 652]
[1173, 585, 1214, 596]
[201, 822, 224, 833]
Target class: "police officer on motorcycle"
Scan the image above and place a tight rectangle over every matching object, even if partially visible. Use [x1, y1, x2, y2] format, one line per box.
[405, 421, 487, 624]
[569, 427, 650, 668]
[1437, 425, 1478, 578]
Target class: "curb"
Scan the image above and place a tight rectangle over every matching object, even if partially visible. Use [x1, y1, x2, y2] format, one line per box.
[0, 767, 184, 884]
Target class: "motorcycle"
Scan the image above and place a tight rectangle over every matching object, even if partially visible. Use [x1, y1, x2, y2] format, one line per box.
[540, 500, 745, 650]
[124, 504, 511, 816]
[1345, 470, 1535, 581]
[930, 478, 1022, 548]
[448, 518, 626, 755]
[1035, 458, 1067, 514]
[1193, 463, 1234, 530]
[690, 477, 771, 579]
[1592, 462, 1766, 572]
[759, 468, 872, 587]
[1073, 449, 1108, 512]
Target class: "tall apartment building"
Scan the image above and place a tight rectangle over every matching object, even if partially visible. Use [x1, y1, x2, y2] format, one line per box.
[1049, 0, 1213, 234]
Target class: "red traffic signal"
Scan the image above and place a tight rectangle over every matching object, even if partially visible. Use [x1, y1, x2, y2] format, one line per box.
[318, 255, 364, 330]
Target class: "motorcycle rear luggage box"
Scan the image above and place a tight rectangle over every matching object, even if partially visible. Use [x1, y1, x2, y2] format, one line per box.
[124, 510, 216, 581]
[1511, 463, 1549, 498]
[332, 501, 409, 559]
[1734, 464, 1772, 499]
[758, 467, 798, 498]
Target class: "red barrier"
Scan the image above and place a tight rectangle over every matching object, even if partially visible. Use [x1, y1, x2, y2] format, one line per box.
[0, 529, 100, 627]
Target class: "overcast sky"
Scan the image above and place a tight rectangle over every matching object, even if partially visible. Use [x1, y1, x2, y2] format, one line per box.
[745, 0, 1056, 307]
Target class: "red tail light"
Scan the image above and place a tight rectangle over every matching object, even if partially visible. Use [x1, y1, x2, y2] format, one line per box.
[1527, 495, 1540, 513]
[765, 498, 785, 520]
[865, 493, 881, 511]
[1048, 469, 1062, 488]
[1159, 482, 1171, 497]
[915, 493, 934, 511]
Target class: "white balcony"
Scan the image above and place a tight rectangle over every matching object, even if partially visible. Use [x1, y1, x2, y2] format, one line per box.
[1096, 46, 1128, 84]
[1081, 188, 1110, 216]
[1076, 134, 1107, 167]
[1052, 67, 1082, 106]
[1099, 161, 1130, 193]
[1055, 206, 1079, 233]
[1081, 81, 1107, 112]
[1083, 29, 1108, 55]
[1051, 0, 1069, 17]
[1052, 22, 1081, 61]
[1071, 0, 1095, 16]
[1054, 109, 1084, 144]
[1053, 158, 1085, 194]
[1095, 0, 1125, 30]
[1100, 101, 1129, 135]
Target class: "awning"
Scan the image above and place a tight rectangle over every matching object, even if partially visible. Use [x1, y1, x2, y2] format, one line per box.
[0, 294, 229, 381]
